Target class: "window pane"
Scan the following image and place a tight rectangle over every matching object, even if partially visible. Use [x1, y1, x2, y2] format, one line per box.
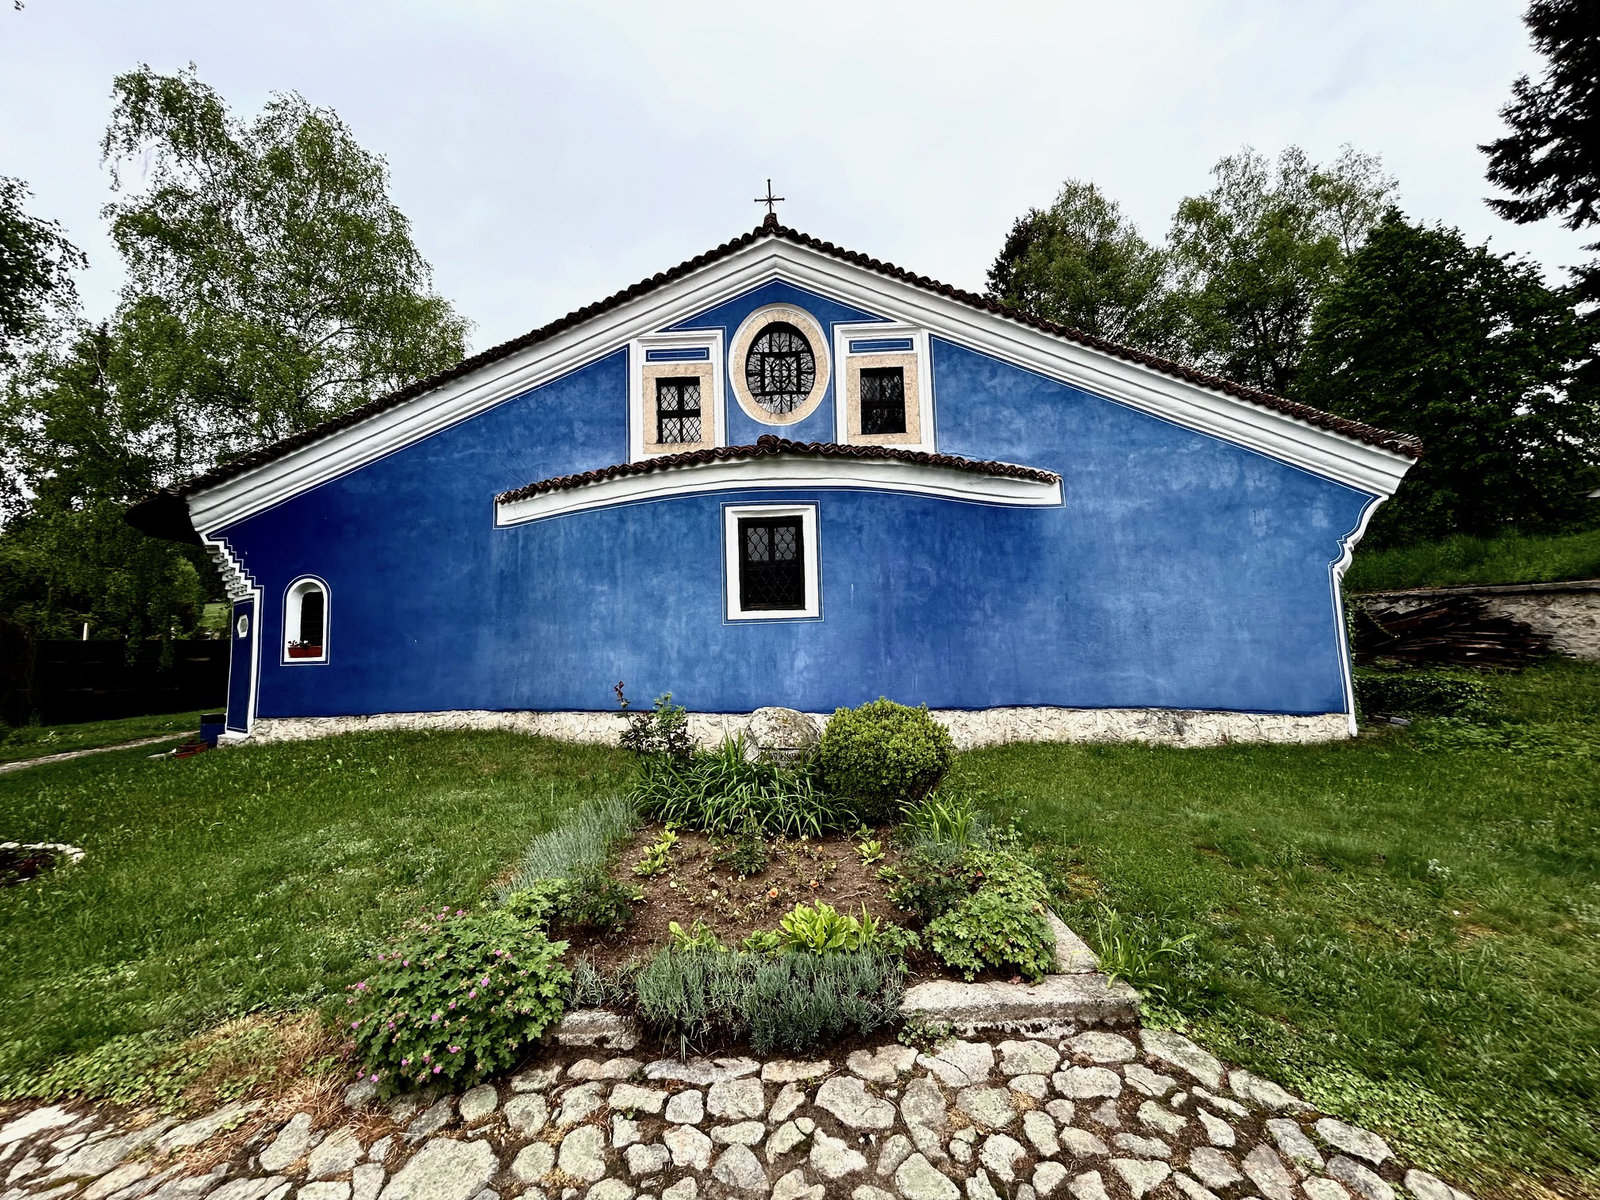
[299, 588, 325, 647]
[738, 517, 805, 610]
[745, 323, 816, 414]
[860, 366, 906, 435]
[656, 377, 702, 443]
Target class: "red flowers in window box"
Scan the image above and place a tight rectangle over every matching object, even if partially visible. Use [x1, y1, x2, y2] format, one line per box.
[288, 642, 323, 659]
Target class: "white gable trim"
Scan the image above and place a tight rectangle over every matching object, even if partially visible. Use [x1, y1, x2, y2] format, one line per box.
[185, 236, 1412, 535]
[494, 456, 1063, 526]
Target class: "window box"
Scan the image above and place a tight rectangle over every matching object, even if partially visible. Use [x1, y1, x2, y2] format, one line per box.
[287, 642, 323, 659]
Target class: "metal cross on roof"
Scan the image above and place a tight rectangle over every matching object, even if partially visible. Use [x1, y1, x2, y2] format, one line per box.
[755, 179, 785, 223]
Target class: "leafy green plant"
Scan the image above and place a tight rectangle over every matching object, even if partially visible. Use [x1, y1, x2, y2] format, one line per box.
[566, 956, 636, 1009]
[881, 840, 971, 923]
[780, 902, 867, 952]
[633, 947, 759, 1053]
[346, 907, 569, 1093]
[898, 1014, 955, 1053]
[716, 819, 770, 877]
[668, 920, 726, 952]
[926, 885, 1054, 982]
[502, 878, 568, 931]
[856, 837, 884, 865]
[633, 828, 679, 877]
[868, 921, 922, 960]
[632, 737, 855, 837]
[819, 699, 956, 822]
[618, 689, 695, 760]
[739, 929, 786, 955]
[565, 865, 641, 935]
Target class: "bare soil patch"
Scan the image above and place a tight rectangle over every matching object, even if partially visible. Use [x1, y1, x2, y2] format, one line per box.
[569, 823, 913, 970]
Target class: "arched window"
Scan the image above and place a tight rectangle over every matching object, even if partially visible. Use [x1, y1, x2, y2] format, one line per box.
[744, 322, 816, 414]
[283, 577, 329, 663]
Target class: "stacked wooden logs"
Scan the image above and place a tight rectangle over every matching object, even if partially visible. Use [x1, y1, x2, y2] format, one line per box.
[1352, 595, 1552, 669]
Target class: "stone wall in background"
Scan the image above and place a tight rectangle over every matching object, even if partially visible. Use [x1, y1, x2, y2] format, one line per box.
[1352, 580, 1600, 661]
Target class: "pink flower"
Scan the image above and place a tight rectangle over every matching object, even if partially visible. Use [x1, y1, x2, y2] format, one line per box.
[434, 1065, 442, 1074]
[431, 1012, 441, 1022]
[370, 1073, 378, 1082]
[468, 990, 477, 999]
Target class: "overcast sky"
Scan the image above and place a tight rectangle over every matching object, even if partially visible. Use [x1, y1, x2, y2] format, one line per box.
[0, 0, 1580, 352]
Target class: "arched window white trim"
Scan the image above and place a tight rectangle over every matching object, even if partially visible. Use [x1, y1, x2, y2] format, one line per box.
[282, 575, 330, 665]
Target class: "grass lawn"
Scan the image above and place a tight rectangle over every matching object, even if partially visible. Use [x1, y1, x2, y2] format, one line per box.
[0, 710, 209, 765]
[0, 730, 632, 1101]
[1347, 526, 1600, 592]
[1, 668, 1596, 1199]
[961, 660, 1600, 1200]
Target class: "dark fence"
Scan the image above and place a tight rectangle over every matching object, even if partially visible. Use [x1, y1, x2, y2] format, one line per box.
[0, 634, 229, 726]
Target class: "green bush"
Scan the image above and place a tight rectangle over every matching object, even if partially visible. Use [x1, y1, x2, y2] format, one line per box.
[346, 908, 570, 1093]
[1354, 669, 1497, 720]
[819, 699, 955, 822]
[565, 864, 640, 935]
[632, 737, 856, 837]
[619, 691, 695, 759]
[632, 946, 905, 1056]
[881, 840, 971, 923]
[913, 845, 1056, 981]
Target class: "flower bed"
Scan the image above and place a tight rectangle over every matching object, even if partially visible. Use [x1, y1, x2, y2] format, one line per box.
[346, 696, 1065, 1091]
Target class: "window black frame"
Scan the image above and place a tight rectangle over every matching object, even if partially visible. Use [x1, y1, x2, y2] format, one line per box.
[744, 322, 817, 415]
[859, 365, 908, 435]
[654, 376, 703, 444]
[737, 516, 806, 611]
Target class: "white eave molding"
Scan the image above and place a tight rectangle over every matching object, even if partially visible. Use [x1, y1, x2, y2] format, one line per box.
[184, 236, 1415, 537]
[495, 456, 1063, 526]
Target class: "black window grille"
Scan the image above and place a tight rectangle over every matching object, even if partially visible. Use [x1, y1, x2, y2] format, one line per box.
[298, 588, 325, 648]
[738, 517, 805, 611]
[860, 366, 907, 434]
[745, 323, 816, 414]
[655, 377, 702, 443]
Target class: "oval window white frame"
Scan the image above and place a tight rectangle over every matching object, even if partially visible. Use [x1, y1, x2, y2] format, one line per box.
[728, 304, 831, 426]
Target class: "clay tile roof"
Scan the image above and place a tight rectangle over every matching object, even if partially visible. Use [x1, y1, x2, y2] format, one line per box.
[496, 434, 1061, 505]
[127, 218, 1421, 541]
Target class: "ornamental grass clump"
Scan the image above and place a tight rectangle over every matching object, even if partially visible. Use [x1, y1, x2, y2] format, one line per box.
[819, 699, 955, 823]
[631, 736, 855, 837]
[346, 907, 570, 1094]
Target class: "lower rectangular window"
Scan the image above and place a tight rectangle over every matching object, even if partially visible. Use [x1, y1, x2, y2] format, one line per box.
[723, 504, 820, 620]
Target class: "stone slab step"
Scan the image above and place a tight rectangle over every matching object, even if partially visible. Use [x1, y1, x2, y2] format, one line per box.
[900, 971, 1140, 1031]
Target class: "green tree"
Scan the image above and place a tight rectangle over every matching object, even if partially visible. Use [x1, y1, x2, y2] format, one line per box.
[0, 325, 210, 641]
[99, 64, 471, 468]
[986, 180, 1181, 353]
[1168, 145, 1394, 395]
[0, 177, 85, 368]
[1297, 212, 1598, 546]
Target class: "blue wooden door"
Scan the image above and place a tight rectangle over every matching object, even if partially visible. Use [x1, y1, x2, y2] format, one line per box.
[226, 598, 256, 733]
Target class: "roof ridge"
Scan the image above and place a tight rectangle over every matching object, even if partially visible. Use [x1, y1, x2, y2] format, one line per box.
[495, 434, 1061, 505]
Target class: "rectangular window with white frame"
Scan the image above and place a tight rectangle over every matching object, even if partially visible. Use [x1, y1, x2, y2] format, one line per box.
[631, 332, 725, 460]
[832, 323, 934, 451]
[723, 503, 820, 621]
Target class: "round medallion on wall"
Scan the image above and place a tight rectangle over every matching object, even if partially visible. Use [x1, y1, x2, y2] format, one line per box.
[729, 304, 830, 426]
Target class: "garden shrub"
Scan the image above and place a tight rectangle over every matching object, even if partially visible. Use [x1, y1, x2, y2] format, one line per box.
[1354, 669, 1497, 720]
[502, 878, 568, 931]
[880, 839, 970, 923]
[619, 691, 694, 760]
[632, 946, 905, 1055]
[346, 907, 570, 1093]
[819, 699, 955, 822]
[564, 864, 640, 935]
[924, 847, 1055, 981]
[632, 736, 856, 836]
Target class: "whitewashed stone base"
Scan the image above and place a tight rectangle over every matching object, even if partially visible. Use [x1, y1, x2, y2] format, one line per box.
[245, 706, 1350, 749]
[1353, 579, 1600, 660]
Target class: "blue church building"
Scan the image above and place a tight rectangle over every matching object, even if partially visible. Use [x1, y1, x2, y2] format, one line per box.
[129, 219, 1419, 745]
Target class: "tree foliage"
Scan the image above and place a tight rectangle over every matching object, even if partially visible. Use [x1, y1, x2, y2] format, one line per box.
[1297, 212, 1598, 546]
[0, 65, 471, 644]
[98, 64, 470, 466]
[986, 180, 1181, 353]
[0, 177, 85, 368]
[1167, 146, 1394, 395]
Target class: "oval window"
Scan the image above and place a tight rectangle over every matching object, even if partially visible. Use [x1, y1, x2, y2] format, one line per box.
[744, 322, 816, 415]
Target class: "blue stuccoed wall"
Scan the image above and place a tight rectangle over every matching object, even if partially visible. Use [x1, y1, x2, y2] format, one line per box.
[216, 288, 1373, 724]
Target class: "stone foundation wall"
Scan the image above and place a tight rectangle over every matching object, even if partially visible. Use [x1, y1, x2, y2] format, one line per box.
[1352, 579, 1600, 660]
[245, 705, 1350, 750]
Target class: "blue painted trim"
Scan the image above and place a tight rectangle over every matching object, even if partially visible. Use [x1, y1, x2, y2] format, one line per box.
[849, 337, 915, 353]
[645, 347, 711, 362]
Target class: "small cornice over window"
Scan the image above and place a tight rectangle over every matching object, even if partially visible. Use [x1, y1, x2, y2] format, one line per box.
[283, 576, 329, 664]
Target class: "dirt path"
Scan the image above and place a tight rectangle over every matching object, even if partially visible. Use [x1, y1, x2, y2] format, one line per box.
[0, 734, 188, 776]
